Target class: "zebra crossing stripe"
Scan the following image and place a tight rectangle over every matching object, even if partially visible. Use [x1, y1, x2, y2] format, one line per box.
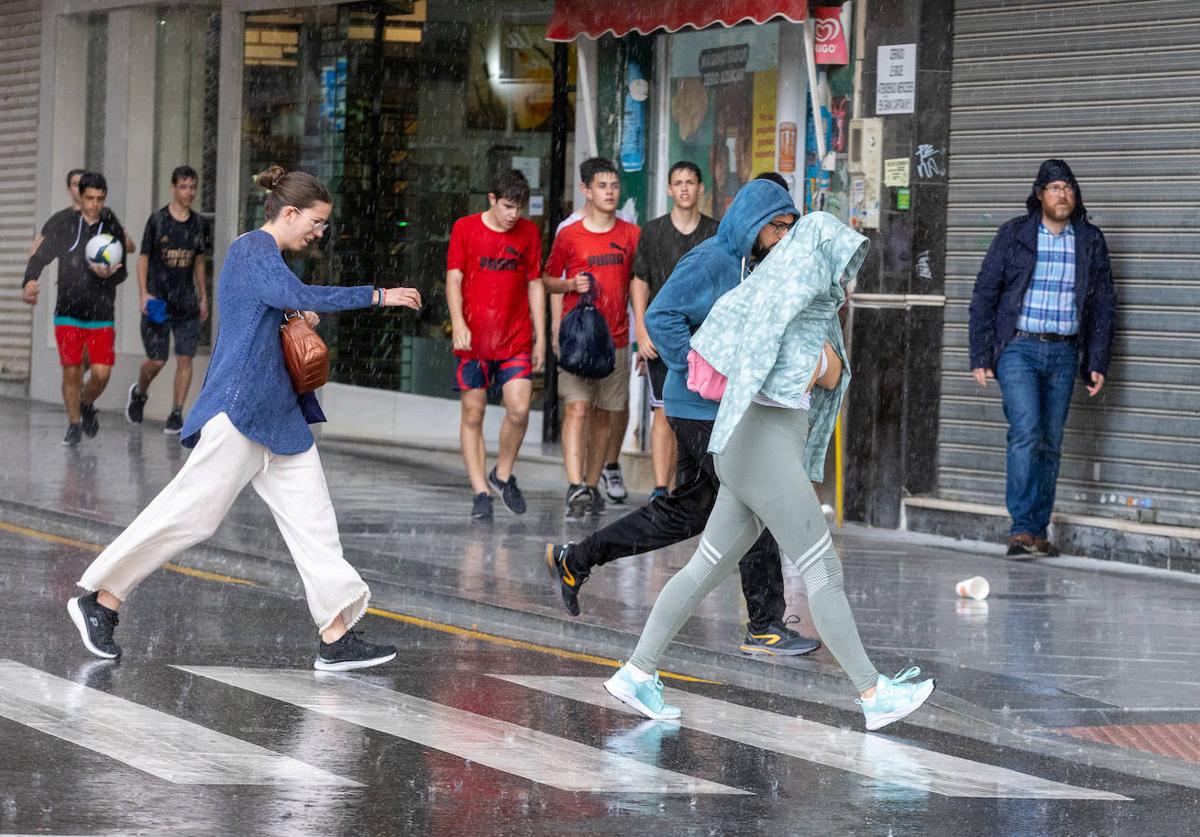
[0, 660, 357, 786]
[488, 675, 1131, 801]
[176, 666, 749, 795]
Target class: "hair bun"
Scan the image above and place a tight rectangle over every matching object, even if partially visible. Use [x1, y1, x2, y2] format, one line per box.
[255, 164, 287, 191]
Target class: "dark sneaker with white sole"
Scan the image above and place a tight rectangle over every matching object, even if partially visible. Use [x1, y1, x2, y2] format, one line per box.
[125, 383, 147, 424]
[314, 630, 397, 671]
[67, 592, 121, 659]
[740, 617, 821, 656]
[471, 491, 494, 521]
[564, 483, 590, 522]
[545, 542, 587, 616]
[164, 408, 184, 435]
[487, 467, 527, 515]
[587, 486, 606, 516]
[63, 423, 82, 446]
[80, 402, 99, 437]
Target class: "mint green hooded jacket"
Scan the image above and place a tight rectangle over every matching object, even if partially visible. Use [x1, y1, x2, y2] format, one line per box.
[689, 211, 868, 479]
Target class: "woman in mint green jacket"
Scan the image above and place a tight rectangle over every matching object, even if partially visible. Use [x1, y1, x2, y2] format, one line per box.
[604, 212, 936, 732]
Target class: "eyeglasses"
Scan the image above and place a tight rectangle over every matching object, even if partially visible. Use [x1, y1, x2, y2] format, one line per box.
[292, 207, 330, 233]
[767, 220, 795, 234]
[1042, 184, 1075, 196]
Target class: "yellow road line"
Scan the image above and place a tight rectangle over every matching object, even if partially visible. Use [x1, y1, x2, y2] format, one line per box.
[0, 521, 257, 587]
[2, 518, 719, 685]
[364, 607, 717, 684]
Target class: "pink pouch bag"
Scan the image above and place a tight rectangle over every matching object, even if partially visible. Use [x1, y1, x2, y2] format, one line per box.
[687, 348, 728, 401]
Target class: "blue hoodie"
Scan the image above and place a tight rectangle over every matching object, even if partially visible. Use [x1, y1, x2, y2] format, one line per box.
[644, 179, 796, 420]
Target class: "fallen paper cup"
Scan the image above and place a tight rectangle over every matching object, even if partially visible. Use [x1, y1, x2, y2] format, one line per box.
[955, 576, 990, 601]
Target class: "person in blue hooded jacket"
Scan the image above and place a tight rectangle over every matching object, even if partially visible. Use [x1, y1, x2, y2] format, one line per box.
[544, 177, 819, 658]
[969, 159, 1116, 558]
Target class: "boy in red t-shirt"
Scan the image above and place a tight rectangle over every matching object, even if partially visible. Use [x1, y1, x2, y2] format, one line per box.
[447, 170, 545, 520]
[543, 158, 640, 521]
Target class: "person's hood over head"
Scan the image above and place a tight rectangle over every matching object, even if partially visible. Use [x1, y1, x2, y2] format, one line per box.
[715, 179, 797, 259]
[1026, 158, 1087, 221]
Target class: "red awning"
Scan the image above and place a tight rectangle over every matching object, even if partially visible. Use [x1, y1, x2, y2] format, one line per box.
[546, 0, 809, 42]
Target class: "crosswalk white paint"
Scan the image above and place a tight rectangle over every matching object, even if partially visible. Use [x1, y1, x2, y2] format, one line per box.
[0, 660, 357, 786]
[488, 675, 1131, 801]
[176, 666, 749, 795]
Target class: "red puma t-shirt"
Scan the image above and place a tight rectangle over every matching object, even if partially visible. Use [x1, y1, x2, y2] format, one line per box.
[546, 218, 640, 349]
[446, 213, 543, 360]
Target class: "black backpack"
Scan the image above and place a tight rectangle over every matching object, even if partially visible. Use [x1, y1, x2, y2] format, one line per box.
[557, 278, 615, 379]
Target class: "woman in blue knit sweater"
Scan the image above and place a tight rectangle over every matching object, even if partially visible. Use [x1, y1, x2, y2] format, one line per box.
[69, 166, 421, 671]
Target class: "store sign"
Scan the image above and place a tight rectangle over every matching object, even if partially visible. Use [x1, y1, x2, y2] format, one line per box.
[876, 44, 916, 115]
[812, 8, 848, 65]
[699, 44, 749, 87]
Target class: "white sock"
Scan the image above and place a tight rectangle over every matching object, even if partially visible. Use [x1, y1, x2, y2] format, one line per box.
[625, 663, 653, 683]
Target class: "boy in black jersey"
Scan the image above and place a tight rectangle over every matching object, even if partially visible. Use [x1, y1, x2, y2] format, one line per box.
[22, 172, 129, 445]
[125, 166, 208, 433]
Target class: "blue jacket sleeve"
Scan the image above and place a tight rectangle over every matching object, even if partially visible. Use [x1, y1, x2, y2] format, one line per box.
[251, 240, 374, 313]
[968, 227, 1007, 371]
[645, 257, 716, 374]
[1084, 228, 1116, 379]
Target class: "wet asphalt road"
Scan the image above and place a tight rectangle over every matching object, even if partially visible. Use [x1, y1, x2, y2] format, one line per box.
[3, 524, 1199, 837]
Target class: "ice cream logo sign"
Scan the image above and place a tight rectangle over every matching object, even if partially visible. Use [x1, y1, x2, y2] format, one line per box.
[813, 8, 849, 65]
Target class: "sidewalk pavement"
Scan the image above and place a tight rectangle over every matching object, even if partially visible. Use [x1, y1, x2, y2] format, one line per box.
[5, 394, 1200, 789]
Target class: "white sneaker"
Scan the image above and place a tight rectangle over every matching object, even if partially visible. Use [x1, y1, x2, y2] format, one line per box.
[858, 667, 936, 731]
[603, 663, 681, 720]
[600, 464, 627, 503]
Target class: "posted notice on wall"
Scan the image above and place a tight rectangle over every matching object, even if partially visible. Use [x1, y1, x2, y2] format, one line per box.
[876, 44, 916, 115]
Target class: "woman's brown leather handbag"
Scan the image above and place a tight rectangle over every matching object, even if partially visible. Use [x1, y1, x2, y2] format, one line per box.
[280, 310, 329, 394]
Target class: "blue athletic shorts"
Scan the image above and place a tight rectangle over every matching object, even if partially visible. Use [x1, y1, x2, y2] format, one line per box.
[454, 353, 532, 393]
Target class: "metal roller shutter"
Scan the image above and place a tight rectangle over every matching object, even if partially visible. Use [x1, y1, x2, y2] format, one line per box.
[0, 0, 40, 384]
[938, 0, 1200, 528]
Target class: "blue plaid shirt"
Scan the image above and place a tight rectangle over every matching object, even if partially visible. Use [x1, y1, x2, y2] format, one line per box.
[1017, 223, 1077, 335]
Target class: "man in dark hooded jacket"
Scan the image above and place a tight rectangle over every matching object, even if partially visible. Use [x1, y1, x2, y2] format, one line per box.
[545, 179, 820, 657]
[969, 159, 1116, 557]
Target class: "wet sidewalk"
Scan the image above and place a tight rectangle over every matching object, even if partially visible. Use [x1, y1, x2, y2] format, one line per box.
[5, 394, 1200, 790]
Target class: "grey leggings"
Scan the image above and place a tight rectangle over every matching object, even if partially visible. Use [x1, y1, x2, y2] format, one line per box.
[629, 403, 880, 694]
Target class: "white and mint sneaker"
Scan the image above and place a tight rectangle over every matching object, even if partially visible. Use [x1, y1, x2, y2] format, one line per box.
[858, 666, 936, 731]
[603, 663, 681, 720]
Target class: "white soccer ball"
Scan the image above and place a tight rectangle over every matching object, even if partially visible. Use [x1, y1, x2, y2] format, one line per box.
[85, 233, 123, 267]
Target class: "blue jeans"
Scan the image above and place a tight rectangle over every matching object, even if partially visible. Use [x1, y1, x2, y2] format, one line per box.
[995, 336, 1078, 537]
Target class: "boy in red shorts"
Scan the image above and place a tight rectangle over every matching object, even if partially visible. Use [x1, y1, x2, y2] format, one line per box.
[446, 170, 545, 520]
[22, 171, 129, 446]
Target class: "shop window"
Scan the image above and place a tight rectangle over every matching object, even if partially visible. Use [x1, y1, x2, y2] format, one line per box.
[239, 1, 572, 398]
[666, 23, 780, 220]
[153, 7, 221, 351]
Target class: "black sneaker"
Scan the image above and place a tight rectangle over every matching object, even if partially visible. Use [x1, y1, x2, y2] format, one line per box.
[80, 402, 99, 437]
[545, 542, 587, 617]
[67, 592, 121, 659]
[62, 423, 82, 446]
[125, 383, 147, 424]
[487, 467, 527, 515]
[314, 630, 397, 672]
[740, 617, 821, 657]
[164, 408, 184, 435]
[565, 483, 590, 522]
[472, 491, 494, 521]
[587, 485, 606, 516]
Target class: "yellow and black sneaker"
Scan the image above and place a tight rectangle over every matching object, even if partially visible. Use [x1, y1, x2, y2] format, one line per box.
[545, 542, 587, 617]
[740, 617, 820, 657]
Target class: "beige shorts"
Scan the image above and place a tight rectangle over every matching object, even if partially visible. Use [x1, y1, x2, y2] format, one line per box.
[558, 345, 631, 411]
